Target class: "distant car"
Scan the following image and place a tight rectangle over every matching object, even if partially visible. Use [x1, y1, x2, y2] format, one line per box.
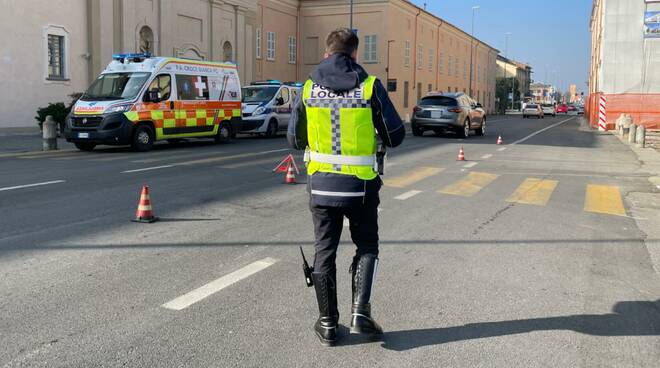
[556, 104, 568, 114]
[567, 105, 578, 114]
[541, 104, 556, 116]
[411, 92, 486, 138]
[577, 105, 585, 115]
[522, 104, 544, 119]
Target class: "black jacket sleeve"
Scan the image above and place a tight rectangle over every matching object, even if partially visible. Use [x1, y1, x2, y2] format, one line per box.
[371, 79, 405, 148]
[287, 91, 307, 150]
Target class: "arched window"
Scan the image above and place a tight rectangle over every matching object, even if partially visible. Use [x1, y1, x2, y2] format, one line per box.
[139, 26, 154, 54]
[223, 41, 233, 62]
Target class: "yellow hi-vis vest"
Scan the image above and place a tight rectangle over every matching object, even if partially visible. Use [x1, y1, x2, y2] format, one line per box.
[302, 76, 378, 180]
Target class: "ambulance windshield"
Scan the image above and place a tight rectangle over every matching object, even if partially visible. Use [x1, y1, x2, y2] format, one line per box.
[81, 72, 151, 101]
[242, 86, 280, 103]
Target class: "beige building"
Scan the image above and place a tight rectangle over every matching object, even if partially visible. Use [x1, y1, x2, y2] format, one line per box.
[256, 0, 499, 116]
[1, 0, 499, 128]
[496, 55, 532, 102]
[0, 0, 257, 128]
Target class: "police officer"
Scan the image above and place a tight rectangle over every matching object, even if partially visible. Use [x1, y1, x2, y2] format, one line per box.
[288, 28, 405, 346]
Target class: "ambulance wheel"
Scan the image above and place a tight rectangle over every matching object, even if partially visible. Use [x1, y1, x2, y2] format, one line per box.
[265, 119, 278, 138]
[74, 142, 96, 151]
[215, 122, 231, 143]
[132, 125, 154, 152]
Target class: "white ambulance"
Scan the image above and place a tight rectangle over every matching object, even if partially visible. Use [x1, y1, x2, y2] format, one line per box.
[65, 53, 242, 151]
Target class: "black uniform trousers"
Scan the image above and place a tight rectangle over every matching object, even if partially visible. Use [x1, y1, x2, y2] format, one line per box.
[310, 192, 380, 277]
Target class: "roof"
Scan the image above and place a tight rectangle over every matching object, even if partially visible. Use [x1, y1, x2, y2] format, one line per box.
[103, 55, 237, 74]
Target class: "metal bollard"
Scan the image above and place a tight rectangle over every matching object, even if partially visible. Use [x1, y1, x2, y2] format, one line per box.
[42, 115, 58, 151]
[628, 124, 637, 144]
[636, 125, 646, 148]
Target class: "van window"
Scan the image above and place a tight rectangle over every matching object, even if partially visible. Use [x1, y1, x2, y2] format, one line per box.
[146, 74, 171, 101]
[176, 74, 209, 100]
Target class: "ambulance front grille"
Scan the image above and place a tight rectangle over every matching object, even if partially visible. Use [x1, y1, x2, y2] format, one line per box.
[71, 116, 103, 128]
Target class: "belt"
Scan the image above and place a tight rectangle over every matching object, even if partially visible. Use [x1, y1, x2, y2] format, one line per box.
[306, 151, 375, 166]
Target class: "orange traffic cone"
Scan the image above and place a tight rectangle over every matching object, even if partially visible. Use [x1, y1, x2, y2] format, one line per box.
[132, 185, 158, 223]
[285, 164, 296, 184]
[496, 135, 503, 145]
[457, 146, 465, 161]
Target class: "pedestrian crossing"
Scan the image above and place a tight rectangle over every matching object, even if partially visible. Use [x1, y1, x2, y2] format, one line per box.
[385, 167, 628, 217]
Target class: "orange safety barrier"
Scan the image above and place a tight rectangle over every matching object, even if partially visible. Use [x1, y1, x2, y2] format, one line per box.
[587, 93, 660, 129]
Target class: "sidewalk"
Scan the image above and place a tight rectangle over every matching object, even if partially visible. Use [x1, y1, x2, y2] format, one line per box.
[611, 125, 660, 276]
[0, 127, 75, 154]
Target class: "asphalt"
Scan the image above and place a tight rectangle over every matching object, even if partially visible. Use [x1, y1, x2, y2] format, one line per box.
[1, 115, 659, 367]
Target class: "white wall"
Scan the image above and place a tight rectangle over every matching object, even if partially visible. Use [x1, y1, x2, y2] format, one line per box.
[600, 0, 660, 93]
[0, 0, 89, 128]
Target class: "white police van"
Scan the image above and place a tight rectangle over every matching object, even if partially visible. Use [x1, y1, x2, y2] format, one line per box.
[240, 80, 302, 137]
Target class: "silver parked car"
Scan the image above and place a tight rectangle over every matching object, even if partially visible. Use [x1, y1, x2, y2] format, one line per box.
[411, 92, 486, 138]
[523, 104, 544, 119]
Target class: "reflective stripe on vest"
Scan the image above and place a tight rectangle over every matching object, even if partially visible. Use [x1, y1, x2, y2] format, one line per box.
[302, 76, 378, 180]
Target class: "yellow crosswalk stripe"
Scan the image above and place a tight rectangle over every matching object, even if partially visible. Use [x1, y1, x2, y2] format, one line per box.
[438, 171, 499, 197]
[507, 178, 558, 206]
[584, 184, 626, 216]
[384, 166, 444, 188]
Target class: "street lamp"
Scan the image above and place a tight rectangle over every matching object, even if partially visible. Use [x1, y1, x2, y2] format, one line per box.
[468, 6, 479, 97]
[504, 32, 513, 111]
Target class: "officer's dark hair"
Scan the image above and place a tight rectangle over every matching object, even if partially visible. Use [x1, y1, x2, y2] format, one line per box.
[325, 28, 359, 56]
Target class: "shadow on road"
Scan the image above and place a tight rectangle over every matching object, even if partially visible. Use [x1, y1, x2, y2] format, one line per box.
[361, 299, 660, 351]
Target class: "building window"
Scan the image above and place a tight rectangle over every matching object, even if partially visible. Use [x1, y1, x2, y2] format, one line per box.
[266, 31, 275, 61]
[428, 83, 432, 92]
[417, 82, 422, 101]
[288, 36, 296, 64]
[403, 81, 409, 108]
[463, 60, 467, 79]
[417, 45, 423, 70]
[447, 55, 452, 76]
[363, 35, 377, 63]
[404, 40, 411, 67]
[438, 52, 444, 74]
[455, 56, 459, 77]
[256, 28, 262, 59]
[428, 49, 433, 71]
[47, 34, 65, 79]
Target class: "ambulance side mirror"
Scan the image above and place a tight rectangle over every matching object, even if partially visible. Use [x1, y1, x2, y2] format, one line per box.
[148, 88, 162, 103]
[276, 97, 285, 106]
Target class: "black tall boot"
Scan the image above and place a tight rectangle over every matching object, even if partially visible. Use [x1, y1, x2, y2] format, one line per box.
[311, 272, 339, 346]
[350, 254, 383, 335]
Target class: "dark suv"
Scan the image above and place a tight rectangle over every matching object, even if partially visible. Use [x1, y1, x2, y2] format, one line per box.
[411, 92, 486, 138]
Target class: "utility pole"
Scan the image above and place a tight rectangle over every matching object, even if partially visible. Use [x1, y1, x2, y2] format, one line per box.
[350, 0, 354, 29]
[468, 6, 479, 97]
[505, 32, 513, 111]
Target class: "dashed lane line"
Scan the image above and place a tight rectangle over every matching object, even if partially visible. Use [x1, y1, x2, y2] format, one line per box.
[176, 148, 290, 166]
[394, 190, 422, 200]
[481, 154, 493, 159]
[0, 180, 66, 192]
[497, 147, 507, 152]
[121, 165, 174, 174]
[384, 167, 444, 188]
[463, 162, 478, 168]
[162, 258, 277, 311]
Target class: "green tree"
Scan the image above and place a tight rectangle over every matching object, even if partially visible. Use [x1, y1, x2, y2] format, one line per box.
[496, 77, 520, 113]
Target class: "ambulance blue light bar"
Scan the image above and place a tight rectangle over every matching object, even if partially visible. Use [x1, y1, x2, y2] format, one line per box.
[284, 82, 304, 87]
[112, 53, 152, 61]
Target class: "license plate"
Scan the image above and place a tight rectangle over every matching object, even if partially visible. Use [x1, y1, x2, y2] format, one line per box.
[431, 111, 442, 119]
[78, 132, 89, 138]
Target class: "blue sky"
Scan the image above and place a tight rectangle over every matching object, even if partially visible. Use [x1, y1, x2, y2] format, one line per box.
[410, 0, 592, 92]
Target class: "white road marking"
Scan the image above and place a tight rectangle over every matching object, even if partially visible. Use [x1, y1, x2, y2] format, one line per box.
[121, 165, 174, 173]
[497, 147, 507, 151]
[463, 162, 478, 168]
[395, 190, 422, 200]
[511, 117, 574, 145]
[0, 180, 65, 192]
[481, 154, 493, 159]
[162, 258, 277, 311]
[344, 217, 350, 227]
